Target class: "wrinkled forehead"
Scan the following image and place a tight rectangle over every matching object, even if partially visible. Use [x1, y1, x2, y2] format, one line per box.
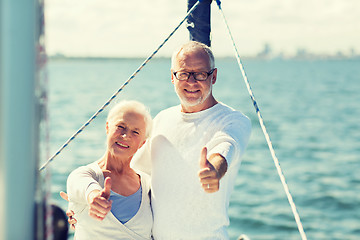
[174, 49, 211, 71]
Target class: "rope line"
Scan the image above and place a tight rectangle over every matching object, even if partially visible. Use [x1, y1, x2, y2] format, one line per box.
[215, 1, 307, 239]
[39, 0, 202, 171]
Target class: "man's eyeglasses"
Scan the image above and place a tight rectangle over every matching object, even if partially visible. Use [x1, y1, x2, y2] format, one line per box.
[173, 69, 215, 81]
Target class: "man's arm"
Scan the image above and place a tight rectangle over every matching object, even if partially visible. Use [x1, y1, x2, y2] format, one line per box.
[198, 147, 228, 193]
[59, 192, 76, 229]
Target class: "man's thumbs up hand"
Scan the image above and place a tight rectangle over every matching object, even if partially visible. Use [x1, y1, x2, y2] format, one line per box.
[198, 147, 220, 193]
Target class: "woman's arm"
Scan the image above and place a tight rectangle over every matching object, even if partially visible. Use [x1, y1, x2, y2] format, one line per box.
[66, 165, 103, 203]
[86, 177, 112, 221]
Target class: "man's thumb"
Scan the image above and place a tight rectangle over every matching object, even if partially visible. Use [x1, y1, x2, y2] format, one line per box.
[200, 147, 208, 169]
[101, 177, 112, 200]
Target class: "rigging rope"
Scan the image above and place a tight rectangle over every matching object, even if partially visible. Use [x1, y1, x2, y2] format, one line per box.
[214, 1, 307, 239]
[39, 0, 202, 171]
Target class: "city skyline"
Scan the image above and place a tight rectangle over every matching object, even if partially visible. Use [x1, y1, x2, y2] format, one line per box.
[51, 42, 360, 60]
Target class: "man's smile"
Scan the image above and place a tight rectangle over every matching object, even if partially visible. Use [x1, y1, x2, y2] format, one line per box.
[184, 89, 200, 93]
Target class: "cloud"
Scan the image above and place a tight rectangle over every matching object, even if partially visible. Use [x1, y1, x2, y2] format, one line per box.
[46, 0, 360, 57]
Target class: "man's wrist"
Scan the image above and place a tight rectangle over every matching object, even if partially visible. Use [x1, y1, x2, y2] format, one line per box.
[209, 153, 228, 179]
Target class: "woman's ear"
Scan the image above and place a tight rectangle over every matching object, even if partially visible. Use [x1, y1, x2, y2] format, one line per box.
[139, 139, 146, 149]
[106, 122, 109, 134]
[171, 70, 175, 84]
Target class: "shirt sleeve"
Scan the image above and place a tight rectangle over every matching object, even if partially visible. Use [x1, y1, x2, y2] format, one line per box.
[130, 132, 152, 176]
[207, 113, 251, 167]
[67, 164, 103, 204]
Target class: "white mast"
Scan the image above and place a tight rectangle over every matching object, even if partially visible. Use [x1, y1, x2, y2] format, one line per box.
[0, 0, 39, 239]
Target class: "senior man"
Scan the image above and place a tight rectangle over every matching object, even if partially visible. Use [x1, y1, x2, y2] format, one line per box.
[132, 41, 251, 239]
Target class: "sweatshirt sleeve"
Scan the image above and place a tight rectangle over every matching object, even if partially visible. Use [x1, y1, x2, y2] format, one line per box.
[207, 112, 251, 167]
[130, 139, 152, 176]
[67, 164, 103, 204]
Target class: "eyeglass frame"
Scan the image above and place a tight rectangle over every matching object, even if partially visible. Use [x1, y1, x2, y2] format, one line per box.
[172, 68, 216, 81]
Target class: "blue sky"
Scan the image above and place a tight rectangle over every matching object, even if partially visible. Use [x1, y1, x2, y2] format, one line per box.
[46, 0, 360, 57]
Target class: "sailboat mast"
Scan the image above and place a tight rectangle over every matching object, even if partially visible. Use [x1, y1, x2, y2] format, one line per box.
[0, 0, 40, 239]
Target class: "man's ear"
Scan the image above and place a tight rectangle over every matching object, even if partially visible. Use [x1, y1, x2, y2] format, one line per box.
[212, 68, 217, 84]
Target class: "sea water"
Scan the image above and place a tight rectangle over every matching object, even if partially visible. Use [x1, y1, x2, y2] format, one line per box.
[45, 57, 360, 240]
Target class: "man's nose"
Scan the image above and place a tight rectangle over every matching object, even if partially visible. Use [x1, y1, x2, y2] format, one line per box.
[187, 73, 197, 83]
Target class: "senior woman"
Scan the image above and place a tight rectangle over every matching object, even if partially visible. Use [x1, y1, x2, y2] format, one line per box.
[65, 100, 153, 240]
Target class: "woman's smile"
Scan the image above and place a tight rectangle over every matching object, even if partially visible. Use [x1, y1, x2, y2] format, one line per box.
[115, 141, 129, 149]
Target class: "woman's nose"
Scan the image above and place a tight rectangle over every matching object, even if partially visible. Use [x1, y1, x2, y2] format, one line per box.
[120, 130, 128, 137]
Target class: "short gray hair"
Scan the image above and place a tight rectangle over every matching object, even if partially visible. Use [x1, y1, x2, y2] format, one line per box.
[171, 41, 215, 69]
[107, 100, 153, 138]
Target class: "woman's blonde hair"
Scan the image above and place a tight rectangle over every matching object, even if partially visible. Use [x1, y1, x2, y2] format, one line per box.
[107, 100, 153, 138]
